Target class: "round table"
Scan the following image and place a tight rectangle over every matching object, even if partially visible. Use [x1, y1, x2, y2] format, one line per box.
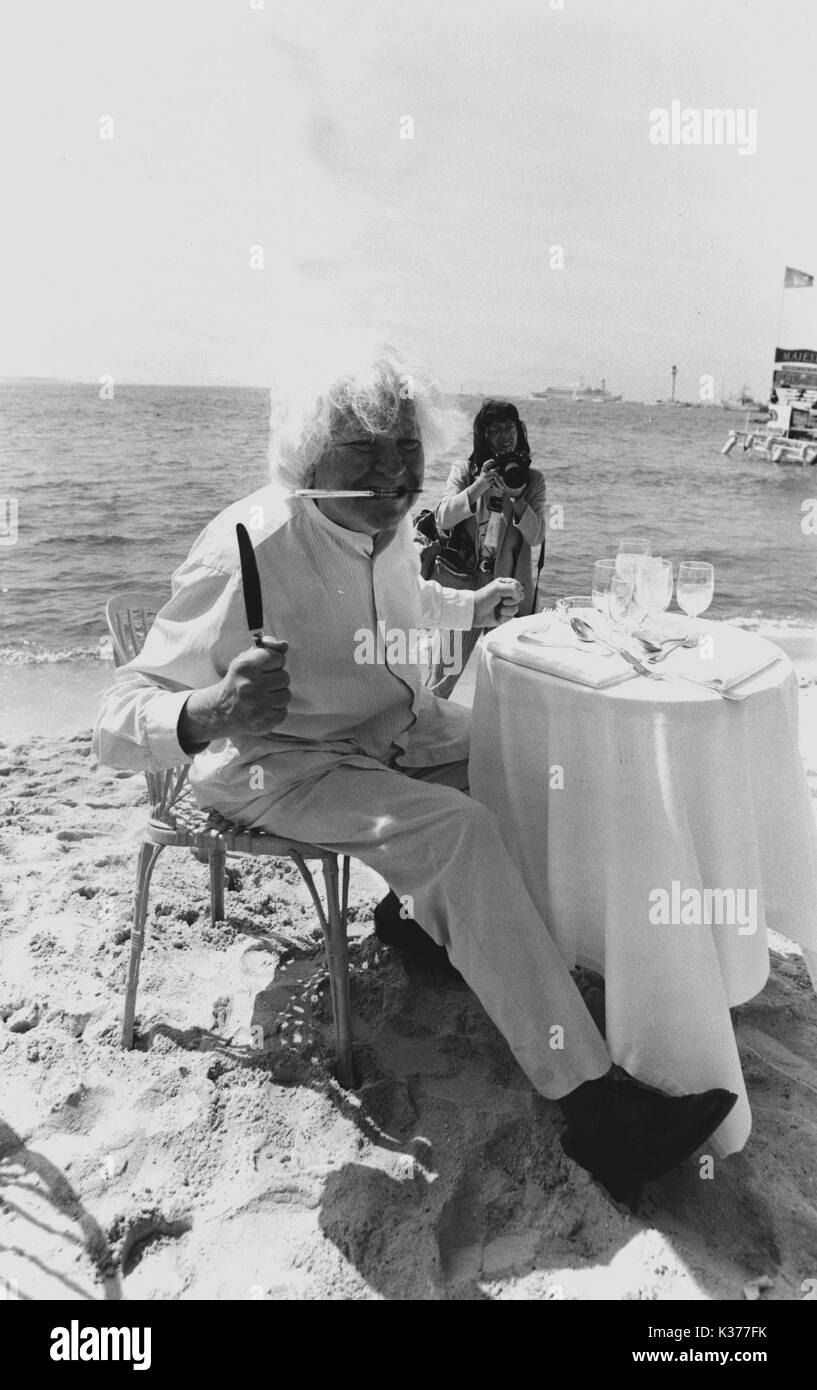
[469, 615, 817, 1154]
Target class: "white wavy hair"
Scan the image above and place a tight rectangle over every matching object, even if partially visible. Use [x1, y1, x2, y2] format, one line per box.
[269, 344, 461, 490]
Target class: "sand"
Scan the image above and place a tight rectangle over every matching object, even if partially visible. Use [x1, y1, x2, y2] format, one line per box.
[2, 677, 817, 1301]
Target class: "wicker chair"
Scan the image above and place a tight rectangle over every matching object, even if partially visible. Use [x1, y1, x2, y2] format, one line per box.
[104, 593, 355, 1086]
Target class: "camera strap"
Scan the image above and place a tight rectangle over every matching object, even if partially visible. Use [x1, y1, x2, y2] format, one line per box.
[532, 531, 546, 610]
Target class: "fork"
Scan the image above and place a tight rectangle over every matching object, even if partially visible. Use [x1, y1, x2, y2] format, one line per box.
[617, 648, 748, 701]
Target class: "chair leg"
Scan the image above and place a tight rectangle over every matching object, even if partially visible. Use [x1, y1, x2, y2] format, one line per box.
[289, 850, 355, 1087]
[321, 856, 355, 1089]
[209, 844, 226, 924]
[341, 854, 350, 932]
[122, 841, 164, 1049]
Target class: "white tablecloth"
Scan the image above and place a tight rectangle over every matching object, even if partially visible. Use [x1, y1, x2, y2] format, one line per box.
[469, 616, 817, 1154]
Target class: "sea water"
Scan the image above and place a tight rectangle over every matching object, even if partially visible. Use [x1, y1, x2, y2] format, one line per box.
[1, 381, 816, 735]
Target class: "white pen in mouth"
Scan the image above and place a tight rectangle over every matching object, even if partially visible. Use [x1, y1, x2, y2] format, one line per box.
[290, 486, 419, 499]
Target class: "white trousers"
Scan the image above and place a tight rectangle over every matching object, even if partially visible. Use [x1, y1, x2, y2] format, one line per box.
[211, 749, 612, 1100]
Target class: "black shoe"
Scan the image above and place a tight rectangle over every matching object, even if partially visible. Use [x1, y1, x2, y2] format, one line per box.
[573, 969, 606, 1037]
[561, 1076, 737, 1204]
[582, 988, 606, 1037]
[373, 891, 461, 978]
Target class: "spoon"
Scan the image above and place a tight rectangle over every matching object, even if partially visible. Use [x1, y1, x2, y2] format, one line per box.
[644, 636, 694, 664]
[570, 617, 622, 654]
[631, 632, 694, 652]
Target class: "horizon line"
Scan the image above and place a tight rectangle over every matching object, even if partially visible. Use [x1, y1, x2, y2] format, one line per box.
[0, 374, 655, 401]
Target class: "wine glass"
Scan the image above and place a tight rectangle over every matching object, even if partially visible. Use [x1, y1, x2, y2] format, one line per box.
[655, 559, 674, 614]
[616, 538, 652, 578]
[591, 560, 618, 622]
[634, 557, 673, 621]
[677, 561, 714, 625]
[608, 569, 644, 633]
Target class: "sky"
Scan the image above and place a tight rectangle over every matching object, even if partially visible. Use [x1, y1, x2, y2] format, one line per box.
[1, 0, 816, 401]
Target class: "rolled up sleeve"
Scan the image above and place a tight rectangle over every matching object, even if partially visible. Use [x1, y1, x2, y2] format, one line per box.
[434, 460, 474, 530]
[417, 576, 475, 630]
[92, 675, 195, 771]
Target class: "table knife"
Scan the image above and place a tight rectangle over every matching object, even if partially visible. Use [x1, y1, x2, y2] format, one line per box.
[235, 522, 265, 647]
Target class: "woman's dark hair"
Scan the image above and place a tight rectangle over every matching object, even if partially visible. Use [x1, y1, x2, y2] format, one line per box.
[468, 399, 531, 476]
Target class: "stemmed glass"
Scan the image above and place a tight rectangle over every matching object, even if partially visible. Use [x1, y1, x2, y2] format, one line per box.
[677, 561, 714, 626]
[616, 538, 652, 577]
[591, 560, 618, 623]
[634, 558, 673, 621]
[608, 568, 645, 633]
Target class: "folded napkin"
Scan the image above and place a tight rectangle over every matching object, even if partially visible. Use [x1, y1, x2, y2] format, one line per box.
[486, 610, 640, 689]
[654, 627, 782, 690]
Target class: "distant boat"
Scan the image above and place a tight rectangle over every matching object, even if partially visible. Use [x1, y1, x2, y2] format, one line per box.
[533, 377, 623, 402]
[722, 266, 817, 464]
[722, 352, 817, 465]
[720, 385, 765, 412]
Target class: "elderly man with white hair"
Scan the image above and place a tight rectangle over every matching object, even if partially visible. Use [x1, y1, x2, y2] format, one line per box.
[93, 349, 736, 1203]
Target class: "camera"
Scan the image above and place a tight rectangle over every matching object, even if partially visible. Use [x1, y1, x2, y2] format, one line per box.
[494, 450, 531, 491]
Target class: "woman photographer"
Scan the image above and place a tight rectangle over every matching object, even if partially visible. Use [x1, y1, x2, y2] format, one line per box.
[426, 398, 547, 697]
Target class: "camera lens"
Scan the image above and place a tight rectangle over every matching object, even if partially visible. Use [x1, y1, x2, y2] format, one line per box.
[502, 462, 525, 489]
[496, 452, 529, 491]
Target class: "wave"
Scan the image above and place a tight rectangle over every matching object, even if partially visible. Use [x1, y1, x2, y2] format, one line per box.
[34, 533, 143, 547]
[728, 615, 816, 635]
[0, 642, 114, 666]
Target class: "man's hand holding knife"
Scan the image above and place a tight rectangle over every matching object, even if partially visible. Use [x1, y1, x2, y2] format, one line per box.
[177, 524, 290, 754]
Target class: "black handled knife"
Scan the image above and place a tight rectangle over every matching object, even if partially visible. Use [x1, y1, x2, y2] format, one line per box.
[235, 523, 265, 646]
